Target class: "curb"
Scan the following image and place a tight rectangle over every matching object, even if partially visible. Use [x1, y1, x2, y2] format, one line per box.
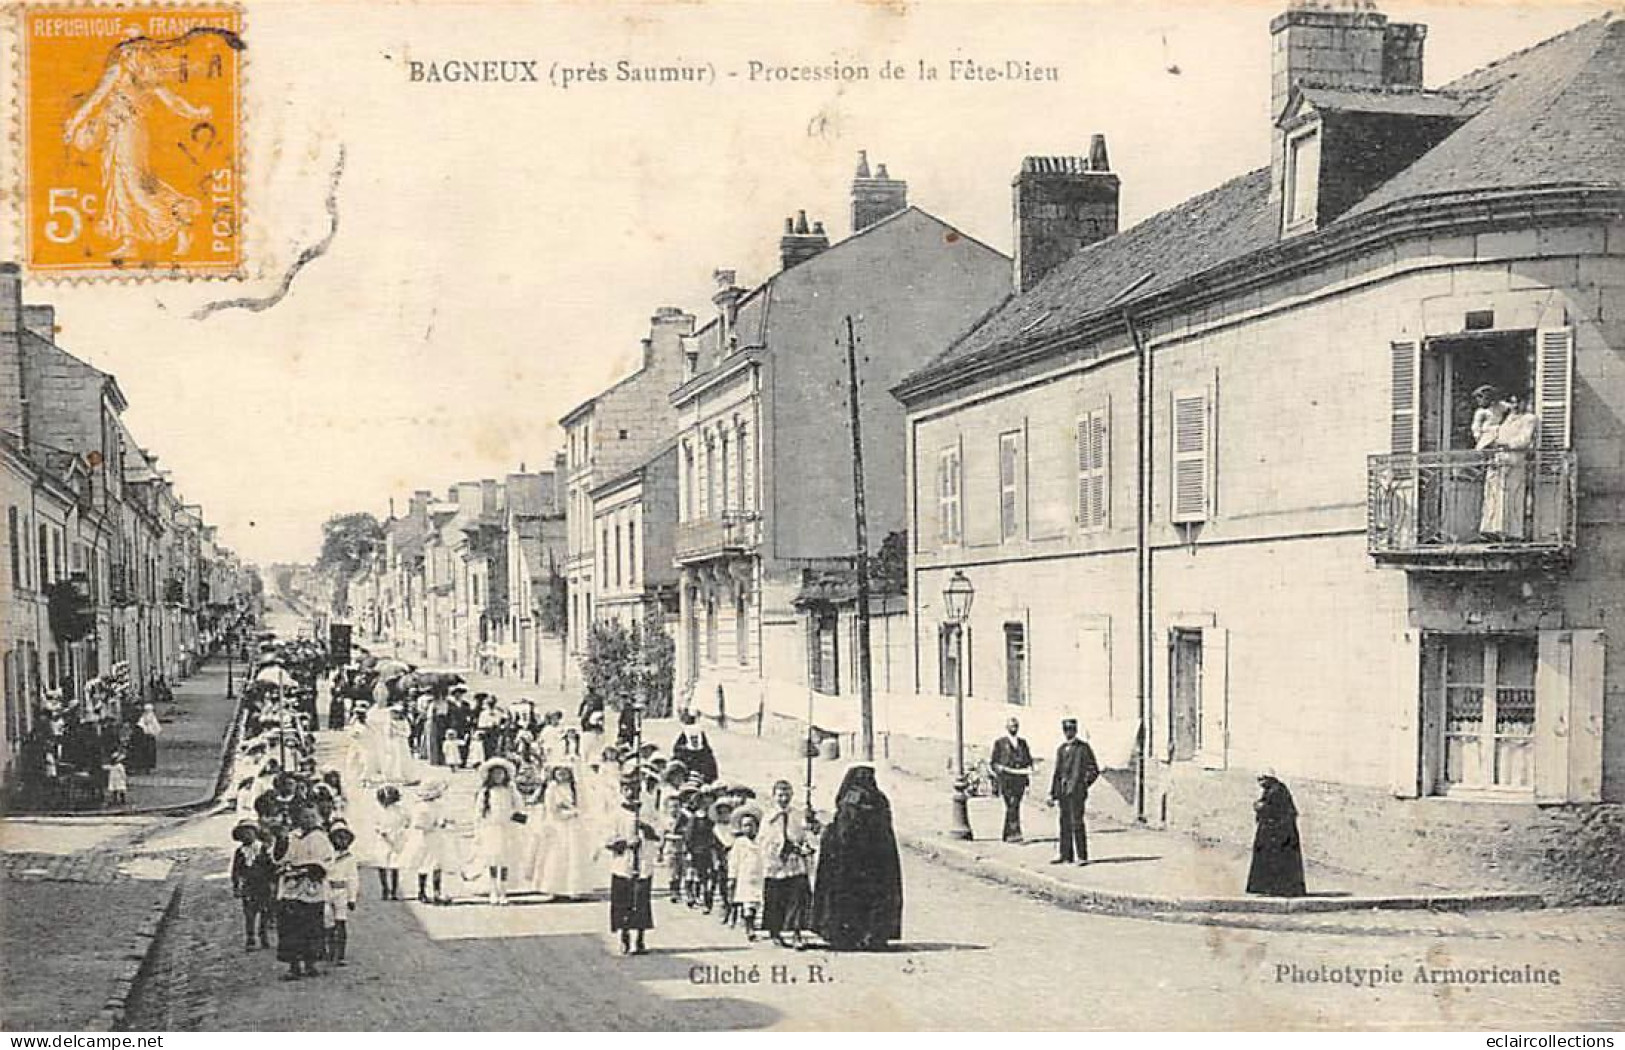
[18, 666, 248, 821]
[87, 879, 182, 1032]
[900, 832, 1547, 928]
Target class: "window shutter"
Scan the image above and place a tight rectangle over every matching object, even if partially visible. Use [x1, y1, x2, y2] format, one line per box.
[1534, 630, 1572, 804]
[1534, 327, 1574, 451]
[1389, 339, 1421, 455]
[1197, 626, 1228, 769]
[936, 452, 948, 544]
[1171, 388, 1210, 523]
[1076, 418, 1093, 526]
[1388, 630, 1422, 797]
[1095, 403, 1111, 529]
[1568, 629, 1604, 804]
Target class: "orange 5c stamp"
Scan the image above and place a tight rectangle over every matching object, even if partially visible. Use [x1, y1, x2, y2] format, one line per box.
[19, 5, 244, 276]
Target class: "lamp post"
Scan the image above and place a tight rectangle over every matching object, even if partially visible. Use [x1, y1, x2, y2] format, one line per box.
[943, 570, 975, 841]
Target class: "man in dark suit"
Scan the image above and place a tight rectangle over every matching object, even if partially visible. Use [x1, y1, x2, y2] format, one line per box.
[1048, 718, 1100, 865]
[990, 718, 1034, 842]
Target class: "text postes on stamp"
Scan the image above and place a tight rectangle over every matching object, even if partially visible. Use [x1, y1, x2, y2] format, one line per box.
[20, 5, 244, 277]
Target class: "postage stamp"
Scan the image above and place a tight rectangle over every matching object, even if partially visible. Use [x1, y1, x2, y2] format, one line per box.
[17, 4, 244, 277]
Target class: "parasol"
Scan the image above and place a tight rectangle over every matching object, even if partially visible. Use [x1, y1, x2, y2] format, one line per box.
[254, 666, 297, 688]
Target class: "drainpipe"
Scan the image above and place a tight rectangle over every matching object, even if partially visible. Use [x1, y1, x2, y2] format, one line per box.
[1110, 273, 1156, 825]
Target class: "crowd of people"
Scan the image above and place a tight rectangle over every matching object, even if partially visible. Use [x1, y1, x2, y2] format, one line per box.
[225, 649, 910, 973]
[11, 651, 211, 811]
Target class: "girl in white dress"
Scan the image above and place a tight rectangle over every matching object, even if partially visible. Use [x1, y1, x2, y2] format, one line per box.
[534, 766, 597, 900]
[472, 758, 521, 905]
[401, 781, 454, 904]
[371, 785, 408, 901]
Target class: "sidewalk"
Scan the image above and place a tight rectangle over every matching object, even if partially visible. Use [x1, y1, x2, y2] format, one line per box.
[703, 722, 1544, 921]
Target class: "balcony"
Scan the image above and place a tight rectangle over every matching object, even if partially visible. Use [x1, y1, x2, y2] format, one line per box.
[1367, 450, 1576, 571]
[675, 511, 761, 564]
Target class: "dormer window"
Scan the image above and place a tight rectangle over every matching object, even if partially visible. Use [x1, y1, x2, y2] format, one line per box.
[1284, 124, 1321, 232]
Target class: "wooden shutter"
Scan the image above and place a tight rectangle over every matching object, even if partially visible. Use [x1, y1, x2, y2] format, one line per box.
[1534, 630, 1572, 804]
[1197, 626, 1228, 769]
[1171, 388, 1210, 523]
[1076, 403, 1111, 530]
[936, 450, 948, 544]
[1534, 327, 1574, 451]
[1388, 630, 1422, 797]
[1568, 629, 1604, 803]
[1418, 637, 1445, 797]
[1389, 339, 1421, 455]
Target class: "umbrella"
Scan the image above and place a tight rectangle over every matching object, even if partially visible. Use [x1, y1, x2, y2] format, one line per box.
[374, 658, 412, 677]
[254, 666, 297, 688]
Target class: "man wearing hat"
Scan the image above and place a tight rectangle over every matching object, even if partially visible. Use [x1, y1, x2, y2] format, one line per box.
[1048, 718, 1100, 865]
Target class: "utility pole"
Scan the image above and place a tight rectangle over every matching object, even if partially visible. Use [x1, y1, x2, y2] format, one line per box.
[844, 315, 875, 761]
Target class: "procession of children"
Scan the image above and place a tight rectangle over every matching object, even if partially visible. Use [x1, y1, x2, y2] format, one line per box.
[229, 660, 904, 978]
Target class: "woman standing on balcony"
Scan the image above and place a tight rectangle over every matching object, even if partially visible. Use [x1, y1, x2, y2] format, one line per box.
[1482, 394, 1538, 541]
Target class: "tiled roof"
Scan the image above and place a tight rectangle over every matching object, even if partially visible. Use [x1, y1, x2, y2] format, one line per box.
[1347, 13, 1623, 216]
[905, 13, 1623, 390]
[919, 167, 1276, 372]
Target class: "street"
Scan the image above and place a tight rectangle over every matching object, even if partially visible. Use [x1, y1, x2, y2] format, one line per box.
[109, 717, 1624, 1032]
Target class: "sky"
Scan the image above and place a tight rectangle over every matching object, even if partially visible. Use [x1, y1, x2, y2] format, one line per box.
[0, 0, 1609, 566]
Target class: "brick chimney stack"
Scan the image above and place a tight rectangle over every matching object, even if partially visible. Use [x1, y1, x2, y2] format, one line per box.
[851, 151, 908, 233]
[1012, 134, 1120, 293]
[780, 210, 830, 270]
[648, 306, 696, 368]
[1, 264, 25, 447]
[22, 305, 56, 342]
[1268, 1, 1427, 205]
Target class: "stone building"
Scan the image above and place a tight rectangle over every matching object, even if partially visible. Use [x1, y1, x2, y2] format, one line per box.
[559, 307, 695, 666]
[893, 7, 1624, 901]
[672, 159, 1012, 727]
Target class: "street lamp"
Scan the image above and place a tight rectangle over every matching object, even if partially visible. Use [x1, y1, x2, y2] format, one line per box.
[943, 570, 975, 841]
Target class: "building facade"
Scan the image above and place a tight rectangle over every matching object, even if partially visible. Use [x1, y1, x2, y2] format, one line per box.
[673, 163, 1012, 726]
[894, 8, 1624, 901]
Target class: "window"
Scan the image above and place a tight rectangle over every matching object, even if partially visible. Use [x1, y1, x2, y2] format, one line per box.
[938, 624, 961, 697]
[705, 595, 718, 664]
[1003, 622, 1027, 705]
[1285, 126, 1320, 229]
[998, 430, 1024, 541]
[736, 425, 749, 512]
[704, 438, 717, 518]
[1169, 628, 1202, 761]
[613, 525, 622, 589]
[937, 446, 962, 545]
[720, 433, 731, 515]
[810, 608, 839, 695]
[601, 527, 609, 580]
[681, 443, 695, 522]
[37, 523, 49, 589]
[6, 508, 18, 587]
[1432, 634, 1536, 793]
[735, 591, 749, 666]
[1076, 404, 1111, 530]
[1170, 387, 1212, 523]
[627, 521, 637, 586]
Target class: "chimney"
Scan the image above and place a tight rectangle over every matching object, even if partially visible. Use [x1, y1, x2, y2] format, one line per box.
[1, 264, 23, 445]
[780, 210, 830, 270]
[851, 152, 908, 232]
[410, 489, 432, 521]
[1012, 135, 1120, 292]
[649, 306, 696, 372]
[1268, 2, 1427, 205]
[22, 305, 56, 342]
[712, 269, 744, 353]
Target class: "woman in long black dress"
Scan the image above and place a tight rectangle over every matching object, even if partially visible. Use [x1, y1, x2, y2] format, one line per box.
[1246, 769, 1307, 897]
[811, 764, 903, 951]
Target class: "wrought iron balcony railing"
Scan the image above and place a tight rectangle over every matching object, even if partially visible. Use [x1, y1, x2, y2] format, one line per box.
[1367, 449, 1576, 568]
[674, 511, 761, 563]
